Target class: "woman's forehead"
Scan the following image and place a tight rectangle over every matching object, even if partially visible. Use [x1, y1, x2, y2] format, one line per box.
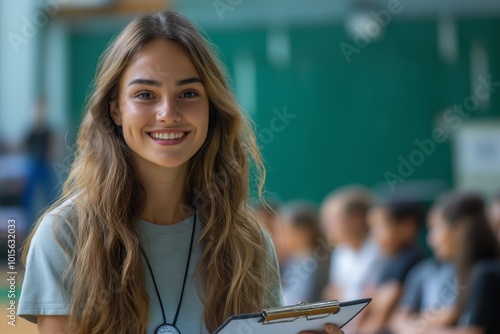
[121, 39, 200, 85]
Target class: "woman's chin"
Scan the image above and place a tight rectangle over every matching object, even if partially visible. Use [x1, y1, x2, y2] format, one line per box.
[154, 159, 190, 169]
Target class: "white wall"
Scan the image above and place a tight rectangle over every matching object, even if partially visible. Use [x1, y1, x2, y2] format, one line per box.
[44, 21, 69, 139]
[0, 0, 38, 147]
[0, 1, 69, 149]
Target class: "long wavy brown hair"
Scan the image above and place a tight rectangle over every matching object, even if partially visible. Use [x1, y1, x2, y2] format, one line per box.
[22, 10, 279, 334]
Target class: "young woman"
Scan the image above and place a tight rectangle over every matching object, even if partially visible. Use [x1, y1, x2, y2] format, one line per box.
[18, 10, 343, 334]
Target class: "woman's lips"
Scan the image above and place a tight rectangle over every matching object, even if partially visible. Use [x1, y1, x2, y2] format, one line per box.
[147, 130, 190, 145]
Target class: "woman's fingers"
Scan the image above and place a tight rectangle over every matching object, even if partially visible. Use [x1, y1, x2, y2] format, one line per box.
[325, 323, 344, 334]
[299, 323, 344, 334]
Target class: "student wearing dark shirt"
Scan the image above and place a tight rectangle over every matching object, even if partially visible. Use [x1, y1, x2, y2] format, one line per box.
[355, 199, 424, 334]
[376, 244, 424, 286]
[22, 96, 58, 223]
[459, 261, 500, 334]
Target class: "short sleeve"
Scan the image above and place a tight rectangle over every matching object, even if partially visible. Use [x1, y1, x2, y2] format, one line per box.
[18, 206, 77, 323]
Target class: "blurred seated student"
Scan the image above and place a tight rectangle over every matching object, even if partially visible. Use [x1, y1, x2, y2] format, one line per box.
[255, 198, 280, 234]
[390, 194, 466, 334]
[488, 191, 500, 241]
[455, 260, 500, 334]
[396, 262, 500, 334]
[277, 201, 331, 305]
[412, 192, 500, 334]
[254, 199, 287, 265]
[320, 186, 384, 301]
[355, 198, 425, 334]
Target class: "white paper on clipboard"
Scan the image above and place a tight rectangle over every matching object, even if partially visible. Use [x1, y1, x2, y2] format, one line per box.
[214, 298, 371, 334]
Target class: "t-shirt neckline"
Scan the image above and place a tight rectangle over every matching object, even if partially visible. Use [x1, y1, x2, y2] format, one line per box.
[135, 214, 195, 235]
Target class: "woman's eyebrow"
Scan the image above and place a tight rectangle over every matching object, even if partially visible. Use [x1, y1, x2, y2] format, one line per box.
[128, 78, 162, 87]
[176, 77, 203, 86]
[127, 77, 202, 87]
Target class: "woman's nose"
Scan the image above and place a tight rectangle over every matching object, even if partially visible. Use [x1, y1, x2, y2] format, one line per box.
[156, 97, 181, 124]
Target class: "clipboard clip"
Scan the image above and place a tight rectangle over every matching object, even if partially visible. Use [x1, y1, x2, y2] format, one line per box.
[262, 300, 340, 325]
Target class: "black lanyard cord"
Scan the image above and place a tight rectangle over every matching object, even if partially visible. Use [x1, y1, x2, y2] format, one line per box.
[139, 213, 197, 327]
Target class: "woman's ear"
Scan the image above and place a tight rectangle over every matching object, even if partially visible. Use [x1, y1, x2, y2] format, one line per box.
[109, 100, 122, 126]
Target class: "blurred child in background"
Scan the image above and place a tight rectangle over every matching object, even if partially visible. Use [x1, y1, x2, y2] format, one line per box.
[488, 191, 500, 241]
[255, 199, 279, 233]
[22, 96, 59, 224]
[356, 198, 425, 334]
[392, 192, 500, 334]
[254, 199, 287, 265]
[420, 191, 500, 334]
[277, 201, 330, 305]
[321, 186, 384, 301]
[389, 196, 461, 334]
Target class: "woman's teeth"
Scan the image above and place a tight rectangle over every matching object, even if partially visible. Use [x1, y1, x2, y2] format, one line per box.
[150, 132, 185, 140]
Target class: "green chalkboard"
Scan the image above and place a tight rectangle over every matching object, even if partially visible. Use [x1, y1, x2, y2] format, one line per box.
[68, 19, 500, 202]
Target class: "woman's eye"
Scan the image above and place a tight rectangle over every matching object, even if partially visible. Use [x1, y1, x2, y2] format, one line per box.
[135, 92, 154, 100]
[180, 90, 198, 99]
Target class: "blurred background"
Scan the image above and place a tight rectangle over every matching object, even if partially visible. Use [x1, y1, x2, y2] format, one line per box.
[1, 0, 500, 333]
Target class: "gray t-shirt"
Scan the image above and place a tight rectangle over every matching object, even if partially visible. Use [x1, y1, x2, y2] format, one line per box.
[18, 202, 282, 333]
[400, 258, 457, 313]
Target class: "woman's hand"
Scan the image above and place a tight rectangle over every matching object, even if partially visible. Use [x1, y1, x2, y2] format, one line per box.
[300, 323, 344, 334]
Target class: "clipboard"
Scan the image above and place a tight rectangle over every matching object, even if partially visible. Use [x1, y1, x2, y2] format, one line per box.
[214, 298, 371, 334]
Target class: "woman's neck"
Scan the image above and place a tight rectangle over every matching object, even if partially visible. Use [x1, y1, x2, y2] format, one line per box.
[134, 158, 192, 225]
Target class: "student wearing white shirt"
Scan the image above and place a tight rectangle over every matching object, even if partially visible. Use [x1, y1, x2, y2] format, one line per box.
[320, 186, 384, 301]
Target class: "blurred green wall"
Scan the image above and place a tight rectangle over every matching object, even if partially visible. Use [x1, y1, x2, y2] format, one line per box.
[69, 19, 500, 202]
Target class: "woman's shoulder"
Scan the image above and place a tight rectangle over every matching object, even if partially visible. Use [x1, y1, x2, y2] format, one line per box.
[31, 199, 79, 252]
[45, 198, 77, 219]
[43, 198, 78, 226]
[258, 223, 277, 255]
[256, 223, 284, 306]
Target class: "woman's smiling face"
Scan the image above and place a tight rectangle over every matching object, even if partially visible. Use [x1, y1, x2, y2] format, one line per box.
[111, 38, 209, 170]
